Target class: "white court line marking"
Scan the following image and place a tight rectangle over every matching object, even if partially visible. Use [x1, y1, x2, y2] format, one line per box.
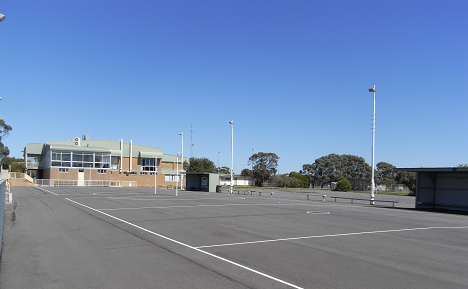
[196, 226, 468, 249]
[34, 187, 58, 195]
[306, 211, 330, 214]
[66, 198, 304, 289]
[98, 203, 319, 211]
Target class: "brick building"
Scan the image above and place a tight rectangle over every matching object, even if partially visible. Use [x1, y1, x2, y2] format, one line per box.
[24, 138, 187, 188]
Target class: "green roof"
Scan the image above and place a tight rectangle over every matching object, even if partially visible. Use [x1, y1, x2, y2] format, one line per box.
[24, 139, 187, 161]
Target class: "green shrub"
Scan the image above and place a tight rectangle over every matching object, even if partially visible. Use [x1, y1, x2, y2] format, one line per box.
[336, 179, 351, 192]
[289, 171, 309, 188]
[282, 176, 303, 188]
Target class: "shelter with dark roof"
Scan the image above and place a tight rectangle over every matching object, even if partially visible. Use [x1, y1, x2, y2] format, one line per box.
[395, 167, 468, 211]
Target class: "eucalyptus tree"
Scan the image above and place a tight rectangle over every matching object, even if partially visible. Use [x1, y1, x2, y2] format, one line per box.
[248, 152, 279, 186]
[0, 118, 12, 157]
[301, 154, 371, 189]
[375, 162, 397, 186]
[186, 157, 217, 173]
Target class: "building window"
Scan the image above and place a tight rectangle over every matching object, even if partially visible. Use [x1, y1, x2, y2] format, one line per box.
[130, 171, 137, 175]
[111, 157, 119, 170]
[51, 151, 111, 169]
[58, 168, 69, 173]
[140, 172, 147, 175]
[150, 172, 156, 176]
[97, 169, 107, 174]
[165, 175, 180, 182]
[95, 153, 110, 168]
[141, 158, 158, 171]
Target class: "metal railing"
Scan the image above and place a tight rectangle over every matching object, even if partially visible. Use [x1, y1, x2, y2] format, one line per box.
[1, 179, 6, 258]
[9, 172, 35, 183]
[35, 179, 137, 187]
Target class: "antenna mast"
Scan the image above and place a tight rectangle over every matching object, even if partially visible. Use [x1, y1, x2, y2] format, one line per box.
[190, 124, 195, 158]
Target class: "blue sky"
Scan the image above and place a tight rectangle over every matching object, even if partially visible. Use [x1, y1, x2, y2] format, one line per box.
[0, 0, 467, 174]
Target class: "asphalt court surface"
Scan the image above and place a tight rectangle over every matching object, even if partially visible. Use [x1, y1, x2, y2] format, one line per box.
[2, 187, 468, 289]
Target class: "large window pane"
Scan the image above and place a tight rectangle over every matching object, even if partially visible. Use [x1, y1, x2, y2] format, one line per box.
[62, 153, 71, 161]
[84, 154, 93, 162]
[73, 154, 83, 161]
[52, 153, 60, 161]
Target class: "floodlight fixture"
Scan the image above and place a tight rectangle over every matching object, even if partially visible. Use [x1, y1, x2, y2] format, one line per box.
[0, 14, 5, 22]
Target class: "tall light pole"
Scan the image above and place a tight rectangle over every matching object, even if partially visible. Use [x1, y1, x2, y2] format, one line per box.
[176, 152, 179, 197]
[229, 120, 234, 194]
[153, 156, 157, 195]
[180, 132, 184, 190]
[369, 85, 376, 204]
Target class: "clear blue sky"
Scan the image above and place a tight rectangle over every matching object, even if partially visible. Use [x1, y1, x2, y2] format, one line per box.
[0, 0, 467, 174]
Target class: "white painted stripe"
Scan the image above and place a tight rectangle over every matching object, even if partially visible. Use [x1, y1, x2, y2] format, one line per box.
[98, 203, 317, 211]
[196, 226, 468, 249]
[306, 211, 330, 214]
[34, 187, 58, 195]
[66, 198, 304, 289]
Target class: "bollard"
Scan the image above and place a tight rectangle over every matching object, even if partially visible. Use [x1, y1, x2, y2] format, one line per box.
[307, 194, 309, 200]
[322, 195, 326, 201]
[259, 192, 262, 196]
[270, 192, 273, 197]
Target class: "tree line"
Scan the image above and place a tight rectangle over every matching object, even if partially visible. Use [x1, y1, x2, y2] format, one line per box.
[186, 152, 416, 194]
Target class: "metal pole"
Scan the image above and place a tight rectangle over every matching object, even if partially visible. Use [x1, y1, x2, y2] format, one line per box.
[180, 132, 183, 190]
[370, 85, 376, 204]
[229, 121, 234, 194]
[154, 156, 157, 194]
[176, 153, 179, 197]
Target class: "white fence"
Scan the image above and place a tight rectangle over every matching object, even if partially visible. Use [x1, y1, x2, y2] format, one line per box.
[35, 179, 137, 187]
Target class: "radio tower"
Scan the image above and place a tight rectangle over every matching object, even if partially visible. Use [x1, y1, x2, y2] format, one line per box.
[190, 124, 195, 158]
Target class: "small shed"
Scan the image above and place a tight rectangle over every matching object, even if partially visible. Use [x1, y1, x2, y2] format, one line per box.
[395, 167, 468, 211]
[185, 172, 219, 192]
